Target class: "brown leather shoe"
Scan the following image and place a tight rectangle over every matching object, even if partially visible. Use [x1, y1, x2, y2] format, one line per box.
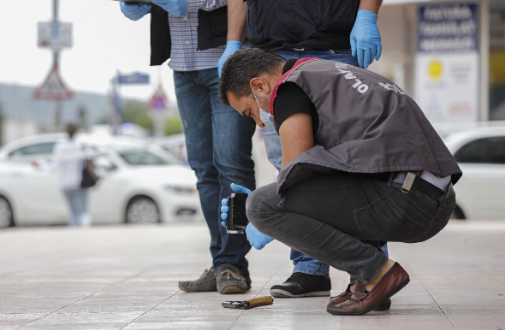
[327, 263, 409, 315]
[328, 284, 391, 311]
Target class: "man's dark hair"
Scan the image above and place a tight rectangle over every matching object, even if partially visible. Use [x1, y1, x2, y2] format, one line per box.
[66, 123, 78, 139]
[219, 49, 285, 106]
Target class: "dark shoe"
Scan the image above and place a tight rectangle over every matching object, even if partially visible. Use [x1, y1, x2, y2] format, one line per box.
[328, 283, 391, 311]
[270, 272, 331, 298]
[327, 263, 409, 315]
[178, 266, 217, 293]
[216, 264, 251, 294]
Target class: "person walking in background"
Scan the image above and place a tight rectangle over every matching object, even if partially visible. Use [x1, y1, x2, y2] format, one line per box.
[35, 124, 92, 227]
[56, 124, 92, 227]
[218, 0, 386, 300]
[119, 0, 257, 294]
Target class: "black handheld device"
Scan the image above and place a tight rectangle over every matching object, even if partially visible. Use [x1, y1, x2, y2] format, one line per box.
[226, 193, 248, 234]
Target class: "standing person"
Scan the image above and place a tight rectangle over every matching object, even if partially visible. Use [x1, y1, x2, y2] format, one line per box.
[217, 0, 386, 299]
[219, 49, 462, 315]
[119, 0, 256, 294]
[52, 124, 91, 227]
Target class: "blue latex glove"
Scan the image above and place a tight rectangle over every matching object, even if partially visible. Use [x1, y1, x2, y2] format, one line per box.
[151, 0, 188, 17]
[221, 183, 273, 250]
[350, 10, 382, 69]
[221, 183, 251, 228]
[245, 222, 274, 250]
[218, 41, 242, 77]
[120, 2, 151, 21]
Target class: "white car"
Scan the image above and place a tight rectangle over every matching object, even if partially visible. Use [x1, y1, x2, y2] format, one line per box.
[0, 133, 203, 228]
[444, 126, 505, 220]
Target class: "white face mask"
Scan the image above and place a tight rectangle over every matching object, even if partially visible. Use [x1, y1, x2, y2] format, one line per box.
[252, 89, 274, 127]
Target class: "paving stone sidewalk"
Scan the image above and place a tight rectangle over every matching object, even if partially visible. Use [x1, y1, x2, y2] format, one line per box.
[0, 221, 504, 330]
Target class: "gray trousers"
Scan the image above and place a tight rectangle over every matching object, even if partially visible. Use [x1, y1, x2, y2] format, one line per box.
[246, 172, 456, 283]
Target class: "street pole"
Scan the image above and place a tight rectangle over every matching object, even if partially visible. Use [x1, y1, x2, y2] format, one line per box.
[51, 0, 60, 132]
[153, 111, 165, 137]
[479, 0, 489, 122]
[34, 0, 72, 128]
[112, 72, 122, 135]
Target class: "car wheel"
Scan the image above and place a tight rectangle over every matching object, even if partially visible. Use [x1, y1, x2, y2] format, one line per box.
[0, 196, 14, 228]
[125, 196, 160, 224]
[450, 205, 466, 220]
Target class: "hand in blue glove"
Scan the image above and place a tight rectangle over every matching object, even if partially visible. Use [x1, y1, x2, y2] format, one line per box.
[221, 183, 251, 228]
[245, 222, 274, 250]
[221, 183, 273, 250]
[350, 10, 382, 69]
[120, 2, 151, 21]
[218, 41, 242, 77]
[151, 0, 188, 17]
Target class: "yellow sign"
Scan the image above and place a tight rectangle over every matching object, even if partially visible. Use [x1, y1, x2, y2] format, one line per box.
[428, 61, 443, 79]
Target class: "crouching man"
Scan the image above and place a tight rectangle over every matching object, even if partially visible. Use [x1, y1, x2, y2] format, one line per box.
[219, 49, 462, 315]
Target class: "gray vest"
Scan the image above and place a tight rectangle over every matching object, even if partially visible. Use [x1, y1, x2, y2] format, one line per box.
[272, 59, 462, 195]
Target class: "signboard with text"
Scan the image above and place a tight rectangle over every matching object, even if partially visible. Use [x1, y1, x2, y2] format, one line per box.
[38, 21, 73, 50]
[418, 4, 478, 53]
[415, 3, 480, 132]
[117, 72, 150, 85]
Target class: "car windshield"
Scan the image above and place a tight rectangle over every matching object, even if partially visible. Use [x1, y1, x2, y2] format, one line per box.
[118, 149, 178, 166]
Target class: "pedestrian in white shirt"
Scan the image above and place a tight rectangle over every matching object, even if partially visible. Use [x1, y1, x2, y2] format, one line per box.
[53, 124, 91, 227]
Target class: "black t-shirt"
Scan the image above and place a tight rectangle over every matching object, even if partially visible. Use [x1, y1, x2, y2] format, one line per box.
[245, 0, 359, 51]
[273, 59, 319, 133]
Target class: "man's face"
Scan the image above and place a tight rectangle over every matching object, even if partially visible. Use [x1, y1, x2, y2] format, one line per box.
[227, 91, 271, 128]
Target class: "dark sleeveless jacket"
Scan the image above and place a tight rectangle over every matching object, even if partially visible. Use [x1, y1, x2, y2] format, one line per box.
[270, 58, 462, 195]
[246, 0, 359, 51]
[150, 5, 227, 66]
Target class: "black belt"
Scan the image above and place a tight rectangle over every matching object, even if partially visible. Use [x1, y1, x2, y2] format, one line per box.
[374, 172, 447, 202]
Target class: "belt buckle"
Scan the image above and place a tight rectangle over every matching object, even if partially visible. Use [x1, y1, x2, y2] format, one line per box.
[401, 172, 416, 194]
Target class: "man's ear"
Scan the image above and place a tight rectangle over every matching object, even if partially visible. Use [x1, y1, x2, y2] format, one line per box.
[250, 77, 271, 95]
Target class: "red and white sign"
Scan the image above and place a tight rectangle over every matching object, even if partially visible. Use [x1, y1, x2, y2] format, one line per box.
[38, 21, 73, 50]
[149, 85, 168, 111]
[34, 63, 73, 100]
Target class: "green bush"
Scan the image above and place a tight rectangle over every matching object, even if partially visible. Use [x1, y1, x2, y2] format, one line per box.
[122, 100, 153, 132]
[165, 116, 183, 136]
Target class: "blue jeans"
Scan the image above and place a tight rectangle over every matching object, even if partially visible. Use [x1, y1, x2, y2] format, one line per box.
[62, 188, 88, 227]
[174, 68, 256, 276]
[263, 49, 388, 276]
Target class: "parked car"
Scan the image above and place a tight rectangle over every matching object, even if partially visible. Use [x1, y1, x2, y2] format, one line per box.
[0, 133, 203, 228]
[444, 126, 505, 220]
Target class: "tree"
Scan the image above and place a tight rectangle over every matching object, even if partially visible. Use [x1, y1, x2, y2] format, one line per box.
[164, 116, 183, 136]
[122, 100, 154, 132]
